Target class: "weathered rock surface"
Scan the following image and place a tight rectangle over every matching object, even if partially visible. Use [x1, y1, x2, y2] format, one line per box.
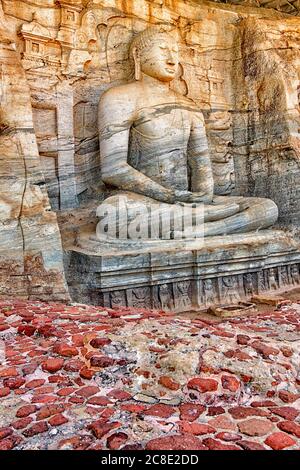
[0, 0, 299, 302]
[0, 4, 68, 301]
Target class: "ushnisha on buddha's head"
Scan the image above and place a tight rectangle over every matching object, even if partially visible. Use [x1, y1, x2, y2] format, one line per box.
[130, 26, 179, 82]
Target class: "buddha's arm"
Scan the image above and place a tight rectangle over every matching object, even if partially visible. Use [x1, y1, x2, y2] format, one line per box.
[99, 90, 175, 203]
[188, 111, 214, 202]
[100, 128, 176, 202]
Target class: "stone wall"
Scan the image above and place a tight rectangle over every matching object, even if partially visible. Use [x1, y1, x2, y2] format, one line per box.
[0, 0, 299, 301]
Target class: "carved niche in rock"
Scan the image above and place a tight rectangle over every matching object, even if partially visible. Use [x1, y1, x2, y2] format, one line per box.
[67, 11, 99, 74]
[19, 14, 62, 68]
[56, 0, 83, 48]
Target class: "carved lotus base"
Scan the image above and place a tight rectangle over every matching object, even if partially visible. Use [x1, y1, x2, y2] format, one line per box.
[66, 230, 300, 313]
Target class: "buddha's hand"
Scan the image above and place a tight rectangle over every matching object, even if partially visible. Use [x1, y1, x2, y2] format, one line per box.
[174, 190, 213, 204]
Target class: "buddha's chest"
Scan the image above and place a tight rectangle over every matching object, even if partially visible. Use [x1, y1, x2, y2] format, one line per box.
[132, 103, 191, 146]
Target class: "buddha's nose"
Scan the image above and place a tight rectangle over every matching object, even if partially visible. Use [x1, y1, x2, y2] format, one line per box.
[167, 51, 177, 65]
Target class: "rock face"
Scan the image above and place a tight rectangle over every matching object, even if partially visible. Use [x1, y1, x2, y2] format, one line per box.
[0, 4, 69, 301]
[0, 0, 299, 303]
[233, 16, 300, 228]
[208, 0, 300, 16]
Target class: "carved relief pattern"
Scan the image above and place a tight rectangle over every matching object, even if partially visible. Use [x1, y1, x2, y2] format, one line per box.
[243, 273, 256, 297]
[202, 278, 218, 307]
[268, 268, 279, 291]
[220, 276, 241, 304]
[258, 271, 267, 293]
[279, 266, 290, 287]
[158, 284, 173, 311]
[79, 263, 300, 311]
[173, 281, 192, 311]
[105, 264, 300, 310]
[130, 287, 151, 309]
[110, 290, 127, 308]
[291, 264, 300, 285]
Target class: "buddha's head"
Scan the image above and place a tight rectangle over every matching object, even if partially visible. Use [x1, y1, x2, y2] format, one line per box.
[130, 26, 179, 82]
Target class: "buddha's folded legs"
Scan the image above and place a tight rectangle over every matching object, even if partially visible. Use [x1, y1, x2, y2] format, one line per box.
[203, 195, 278, 237]
[97, 192, 278, 240]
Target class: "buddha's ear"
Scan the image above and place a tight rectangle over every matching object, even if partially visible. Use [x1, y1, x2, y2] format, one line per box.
[132, 46, 141, 81]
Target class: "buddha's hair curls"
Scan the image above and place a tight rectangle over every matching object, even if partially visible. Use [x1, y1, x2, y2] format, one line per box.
[129, 25, 174, 58]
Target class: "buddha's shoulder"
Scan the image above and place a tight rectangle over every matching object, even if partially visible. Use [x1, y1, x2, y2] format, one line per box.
[175, 94, 203, 111]
[100, 82, 140, 105]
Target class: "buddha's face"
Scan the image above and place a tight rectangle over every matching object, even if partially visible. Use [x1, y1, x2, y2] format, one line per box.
[139, 34, 179, 82]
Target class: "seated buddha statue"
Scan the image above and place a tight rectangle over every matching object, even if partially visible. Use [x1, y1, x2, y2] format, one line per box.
[97, 26, 278, 241]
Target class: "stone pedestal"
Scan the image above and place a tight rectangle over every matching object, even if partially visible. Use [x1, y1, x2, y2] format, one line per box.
[66, 230, 300, 312]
